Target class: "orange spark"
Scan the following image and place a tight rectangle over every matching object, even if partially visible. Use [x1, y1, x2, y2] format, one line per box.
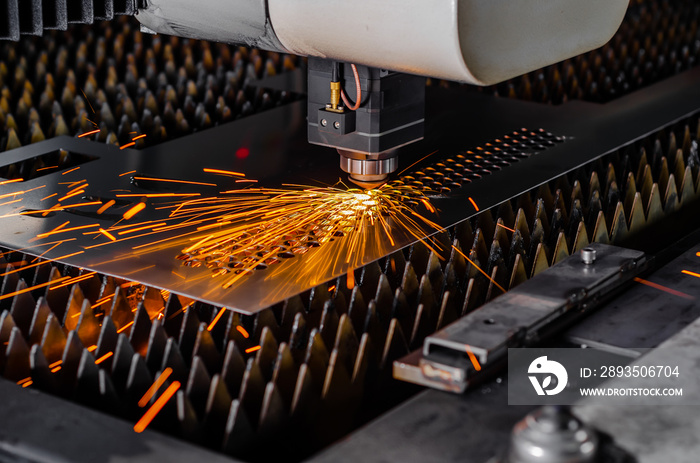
[123, 202, 146, 220]
[49, 360, 63, 369]
[36, 166, 58, 172]
[36, 224, 99, 238]
[132, 134, 147, 141]
[117, 223, 166, 235]
[51, 366, 62, 373]
[202, 168, 245, 177]
[117, 321, 134, 334]
[697, 252, 700, 257]
[119, 170, 137, 177]
[245, 345, 261, 354]
[236, 326, 250, 338]
[120, 142, 136, 150]
[98, 228, 117, 241]
[62, 167, 80, 175]
[57, 189, 85, 202]
[78, 129, 100, 138]
[452, 245, 506, 293]
[497, 223, 516, 233]
[87, 345, 98, 352]
[17, 377, 32, 385]
[347, 270, 355, 290]
[0, 178, 23, 185]
[468, 197, 479, 211]
[138, 367, 173, 407]
[95, 352, 114, 364]
[681, 270, 700, 279]
[633, 277, 694, 300]
[22, 381, 33, 388]
[207, 308, 228, 331]
[96, 200, 116, 215]
[116, 193, 200, 198]
[328, 285, 336, 292]
[0, 276, 70, 301]
[132, 177, 216, 187]
[465, 345, 482, 371]
[133, 381, 181, 433]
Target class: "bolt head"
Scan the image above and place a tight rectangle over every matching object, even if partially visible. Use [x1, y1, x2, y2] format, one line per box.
[321, 119, 327, 127]
[581, 247, 596, 265]
[334, 121, 341, 129]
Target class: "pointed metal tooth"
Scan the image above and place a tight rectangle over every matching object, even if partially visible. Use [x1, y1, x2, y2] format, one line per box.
[416, 274, 437, 325]
[359, 261, 382, 303]
[591, 211, 611, 245]
[572, 221, 590, 254]
[254, 308, 280, 342]
[110, 334, 136, 392]
[515, 192, 536, 230]
[127, 303, 151, 352]
[186, 356, 213, 419]
[109, 286, 134, 333]
[381, 318, 409, 371]
[191, 321, 222, 375]
[319, 300, 339, 349]
[640, 164, 654, 207]
[125, 352, 153, 410]
[208, 307, 231, 345]
[668, 132, 678, 158]
[496, 200, 515, 230]
[346, 286, 368, 337]
[665, 173, 680, 213]
[635, 148, 649, 187]
[424, 252, 444, 299]
[222, 399, 255, 456]
[436, 291, 458, 330]
[409, 303, 429, 349]
[552, 231, 570, 265]
[258, 382, 288, 441]
[162, 292, 185, 337]
[0, 266, 20, 313]
[383, 250, 407, 290]
[221, 340, 246, 397]
[77, 272, 101, 303]
[279, 295, 304, 342]
[95, 315, 118, 359]
[76, 298, 101, 348]
[493, 220, 510, 262]
[271, 342, 298, 408]
[472, 227, 490, 265]
[74, 348, 108, 409]
[628, 192, 647, 235]
[288, 311, 308, 365]
[161, 337, 189, 383]
[407, 241, 430, 278]
[646, 183, 665, 226]
[610, 201, 630, 244]
[203, 374, 233, 447]
[40, 313, 67, 365]
[174, 389, 200, 439]
[254, 326, 278, 381]
[509, 253, 528, 290]
[59, 330, 85, 395]
[373, 274, 394, 322]
[484, 265, 505, 302]
[145, 320, 168, 373]
[8, 280, 35, 337]
[4, 327, 31, 381]
[390, 287, 415, 342]
[303, 328, 329, 392]
[531, 243, 550, 278]
[141, 286, 165, 319]
[332, 314, 359, 375]
[319, 349, 355, 442]
[589, 171, 601, 204]
[62, 283, 85, 331]
[680, 166, 698, 206]
[238, 357, 265, 428]
[28, 344, 54, 391]
[673, 149, 685, 191]
[226, 311, 253, 352]
[362, 301, 386, 354]
[178, 303, 201, 360]
[399, 262, 419, 308]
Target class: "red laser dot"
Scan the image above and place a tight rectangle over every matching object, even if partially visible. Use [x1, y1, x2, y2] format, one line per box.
[235, 147, 250, 160]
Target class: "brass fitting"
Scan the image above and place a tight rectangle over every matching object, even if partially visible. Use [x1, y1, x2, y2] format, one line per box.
[330, 81, 341, 110]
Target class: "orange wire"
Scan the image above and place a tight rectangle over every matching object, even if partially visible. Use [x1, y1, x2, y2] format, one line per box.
[341, 64, 362, 111]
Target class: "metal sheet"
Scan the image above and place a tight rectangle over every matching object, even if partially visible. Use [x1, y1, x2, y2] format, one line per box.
[1, 68, 700, 314]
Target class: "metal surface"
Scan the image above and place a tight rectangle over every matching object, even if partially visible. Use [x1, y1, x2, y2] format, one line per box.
[573, 315, 700, 463]
[399, 243, 646, 392]
[267, 0, 628, 84]
[564, 238, 700, 354]
[0, 378, 244, 463]
[1, 66, 700, 314]
[136, 0, 286, 52]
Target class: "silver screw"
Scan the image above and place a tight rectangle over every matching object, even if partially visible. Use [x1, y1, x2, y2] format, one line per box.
[581, 247, 596, 265]
[321, 119, 327, 127]
[334, 121, 341, 129]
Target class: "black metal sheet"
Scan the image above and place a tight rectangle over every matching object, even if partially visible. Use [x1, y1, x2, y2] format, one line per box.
[0, 68, 700, 313]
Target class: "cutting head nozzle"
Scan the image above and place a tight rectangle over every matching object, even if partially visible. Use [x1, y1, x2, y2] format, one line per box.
[338, 150, 397, 189]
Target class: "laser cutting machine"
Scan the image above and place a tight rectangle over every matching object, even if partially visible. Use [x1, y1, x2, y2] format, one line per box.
[1, 1, 700, 462]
